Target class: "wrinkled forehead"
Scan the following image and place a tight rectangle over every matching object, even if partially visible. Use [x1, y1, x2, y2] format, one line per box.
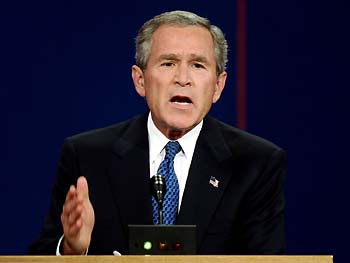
[151, 24, 213, 43]
[149, 25, 215, 59]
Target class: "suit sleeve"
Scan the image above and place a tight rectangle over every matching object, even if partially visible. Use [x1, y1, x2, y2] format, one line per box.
[28, 139, 81, 255]
[238, 148, 287, 254]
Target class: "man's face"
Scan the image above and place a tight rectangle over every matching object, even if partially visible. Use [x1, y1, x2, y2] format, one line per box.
[132, 25, 227, 139]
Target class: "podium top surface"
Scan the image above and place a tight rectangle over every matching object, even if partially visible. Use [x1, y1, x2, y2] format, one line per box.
[0, 256, 333, 263]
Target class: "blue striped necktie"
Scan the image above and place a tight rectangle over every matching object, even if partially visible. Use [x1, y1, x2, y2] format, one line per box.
[152, 141, 181, 224]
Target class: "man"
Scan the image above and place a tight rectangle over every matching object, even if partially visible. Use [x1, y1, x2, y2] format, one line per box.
[29, 10, 286, 255]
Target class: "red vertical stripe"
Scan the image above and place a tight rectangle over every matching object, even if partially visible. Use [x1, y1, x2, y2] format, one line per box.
[236, 0, 247, 130]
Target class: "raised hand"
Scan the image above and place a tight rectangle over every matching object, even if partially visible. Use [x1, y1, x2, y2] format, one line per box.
[60, 176, 95, 254]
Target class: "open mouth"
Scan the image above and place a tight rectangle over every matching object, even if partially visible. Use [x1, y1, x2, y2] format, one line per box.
[170, 95, 193, 105]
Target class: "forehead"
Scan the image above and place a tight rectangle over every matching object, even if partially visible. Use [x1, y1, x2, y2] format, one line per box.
[149, 25, 215, 60]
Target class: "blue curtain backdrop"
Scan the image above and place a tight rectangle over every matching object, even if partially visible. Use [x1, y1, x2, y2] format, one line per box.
[1, 0, 349, 262]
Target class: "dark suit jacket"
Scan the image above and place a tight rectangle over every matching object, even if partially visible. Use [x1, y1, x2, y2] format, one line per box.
[29, 113, 287, 255]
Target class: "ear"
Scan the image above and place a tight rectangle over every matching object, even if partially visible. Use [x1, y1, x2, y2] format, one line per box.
[132, 65, 145, 97]
[212, 71, 227, 103]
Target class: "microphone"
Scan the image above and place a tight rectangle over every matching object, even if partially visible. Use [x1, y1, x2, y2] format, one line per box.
[150, 175, 166, 224]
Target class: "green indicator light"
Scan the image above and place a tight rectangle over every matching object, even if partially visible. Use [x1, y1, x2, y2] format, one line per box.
[143, 241, 152, 250]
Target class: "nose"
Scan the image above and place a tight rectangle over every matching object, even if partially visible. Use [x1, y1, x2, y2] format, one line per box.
[174, 63, 191, 87]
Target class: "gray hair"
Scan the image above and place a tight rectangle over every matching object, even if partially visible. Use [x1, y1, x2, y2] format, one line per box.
[135, 10, 228, 75]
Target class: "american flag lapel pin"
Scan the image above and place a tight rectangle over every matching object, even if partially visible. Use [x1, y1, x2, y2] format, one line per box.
[209, 176, 219, 188]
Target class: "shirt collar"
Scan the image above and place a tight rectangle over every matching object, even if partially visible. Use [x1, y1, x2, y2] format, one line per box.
[147, 112, 203, 160]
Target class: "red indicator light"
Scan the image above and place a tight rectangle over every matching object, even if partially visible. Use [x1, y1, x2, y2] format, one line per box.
[159, 241, 168, 250]
[173, 242, 183, 250]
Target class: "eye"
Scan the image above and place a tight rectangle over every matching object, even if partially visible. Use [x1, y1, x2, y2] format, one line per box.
[193, 63, 204, 69]
[161, 62, 175, 67]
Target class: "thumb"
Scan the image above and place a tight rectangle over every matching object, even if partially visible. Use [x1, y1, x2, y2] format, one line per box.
[76, 176, 89, 200]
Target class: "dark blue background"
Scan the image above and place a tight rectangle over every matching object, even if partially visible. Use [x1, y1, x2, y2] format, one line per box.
[1, 0, 349, 262]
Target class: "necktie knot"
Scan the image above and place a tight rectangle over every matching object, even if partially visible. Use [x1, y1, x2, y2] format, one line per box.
[164, 141, 181, 160]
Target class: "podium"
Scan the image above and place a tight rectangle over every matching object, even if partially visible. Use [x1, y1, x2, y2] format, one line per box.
[0, 256, 333, 263]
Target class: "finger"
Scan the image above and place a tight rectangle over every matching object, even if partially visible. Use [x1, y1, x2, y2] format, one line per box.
[67, 203, 83, 226]
[62, 207, 83, 236]
[63, 196, 84, 221]
[65, 185, 76, 201]
[62, 194, 81, 216]
[67, 218, 83, 236]
[76, 176, 89, 200]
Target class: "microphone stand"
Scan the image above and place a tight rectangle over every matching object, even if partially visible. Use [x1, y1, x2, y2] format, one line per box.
[150, 174, 166, 224]
[158, 200, 163, 224]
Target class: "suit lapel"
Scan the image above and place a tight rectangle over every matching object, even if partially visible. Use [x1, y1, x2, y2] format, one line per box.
[177, 116, 234, 248]
[107, 114, 153, 235]
[105, 114, 236, 248]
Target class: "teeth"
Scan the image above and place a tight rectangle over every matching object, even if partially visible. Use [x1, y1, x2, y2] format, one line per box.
[174, 101, 190, 105]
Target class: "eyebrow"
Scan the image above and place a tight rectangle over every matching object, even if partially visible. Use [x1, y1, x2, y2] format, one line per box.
[158, 53, 209, 64]
[158, 54, 180, 62]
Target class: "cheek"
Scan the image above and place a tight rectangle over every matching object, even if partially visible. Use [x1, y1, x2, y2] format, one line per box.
[200, 83, 217, 102]
[144, 86, 166, 109]
[145, 77, 170, 100]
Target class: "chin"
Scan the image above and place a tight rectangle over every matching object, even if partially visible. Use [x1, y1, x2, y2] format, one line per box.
[166, 117, 198, 132]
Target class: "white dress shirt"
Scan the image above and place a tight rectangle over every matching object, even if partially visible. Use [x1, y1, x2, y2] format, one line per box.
[147, 113, 202, 210]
